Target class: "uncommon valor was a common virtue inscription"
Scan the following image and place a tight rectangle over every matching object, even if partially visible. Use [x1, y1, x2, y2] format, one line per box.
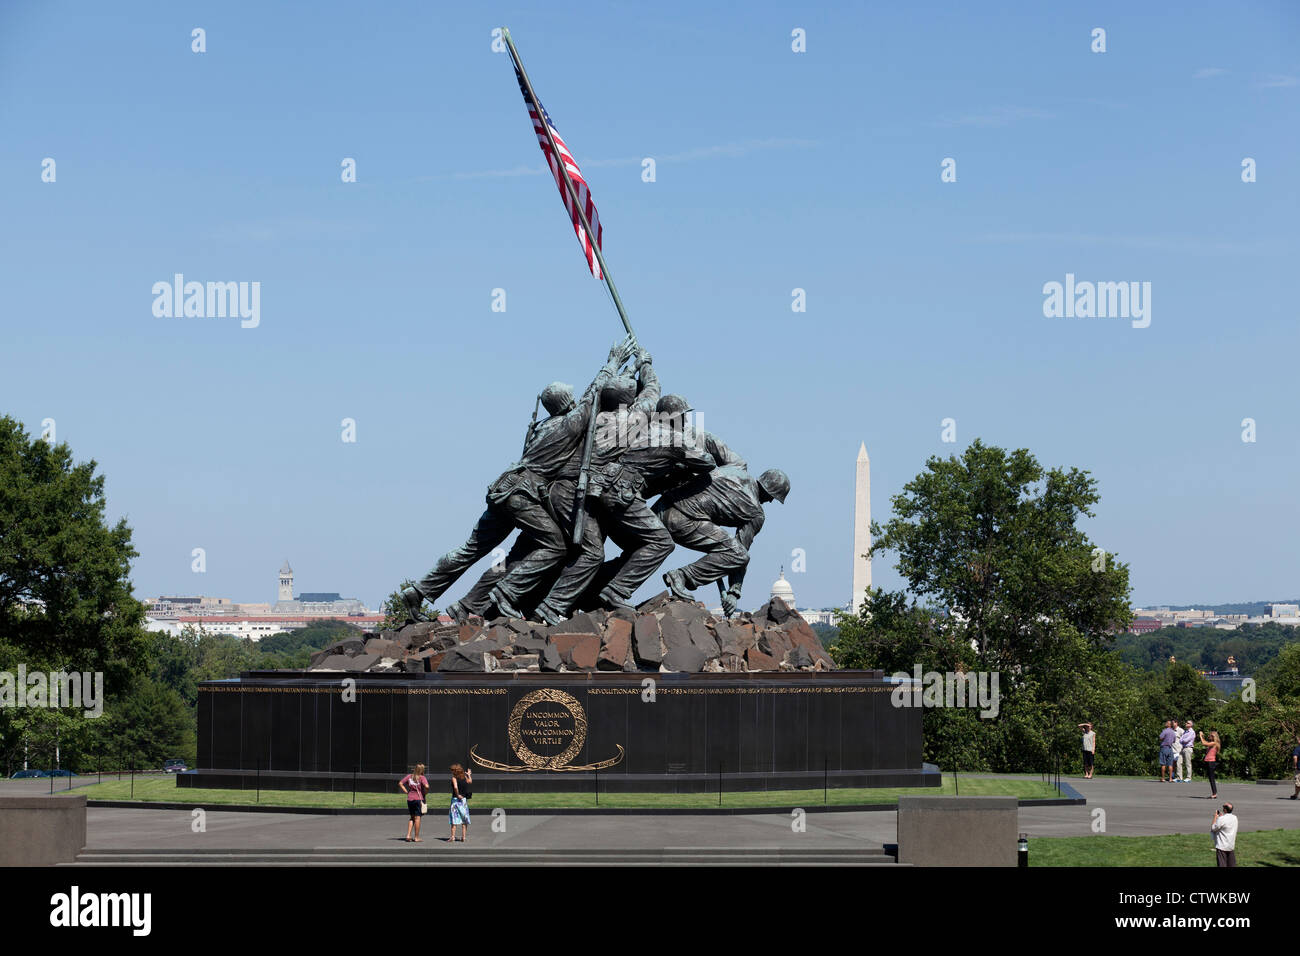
[471, 688, 625, 772]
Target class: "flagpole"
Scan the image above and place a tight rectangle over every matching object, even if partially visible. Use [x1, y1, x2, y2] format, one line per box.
[501, 27, 636, 342]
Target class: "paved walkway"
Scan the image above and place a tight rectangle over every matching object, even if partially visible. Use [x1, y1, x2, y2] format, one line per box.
[42, 774, 1297, 851]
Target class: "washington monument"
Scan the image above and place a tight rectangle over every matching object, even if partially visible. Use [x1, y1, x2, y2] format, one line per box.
[851, 442, 872, 614]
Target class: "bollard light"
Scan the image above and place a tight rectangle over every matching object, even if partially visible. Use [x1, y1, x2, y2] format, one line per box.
[1018, 833, 1029, 868]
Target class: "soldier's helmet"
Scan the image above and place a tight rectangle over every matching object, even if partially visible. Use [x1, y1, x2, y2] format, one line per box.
[757, 469, 790, 504]
[656, 394, 693, 416]
[540, 382, 575, 415]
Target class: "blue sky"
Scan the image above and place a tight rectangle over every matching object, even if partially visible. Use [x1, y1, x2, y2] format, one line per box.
[2, 1, 1297, 612]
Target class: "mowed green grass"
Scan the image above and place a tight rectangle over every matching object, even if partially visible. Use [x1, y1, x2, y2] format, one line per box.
[64, 774, 1060, 810]
[1030, 829, 1300, 867]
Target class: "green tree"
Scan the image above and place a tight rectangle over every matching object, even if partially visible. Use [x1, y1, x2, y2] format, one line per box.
[0, 416, 152, 773]
[0, 416, 149, 685]
[101, 675, 194, 770]
[835, 441, 1137, 774]
[869, 439, 1132, 674]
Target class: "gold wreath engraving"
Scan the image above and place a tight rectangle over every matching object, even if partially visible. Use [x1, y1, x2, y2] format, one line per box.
[469, 688, 625, 772]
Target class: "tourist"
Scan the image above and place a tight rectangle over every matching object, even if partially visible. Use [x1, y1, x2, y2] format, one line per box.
[1199, 729, 1222, 798]
[1290, 734, 1299, 801]
[1158, 720, 1177, 782]
[1176, 720, 1196, 783]
[448, 764, 471, 842]
[399, 763, 429, 843]
[1170, 720, 1184, 781]
[461, 767, 474, 836]
[1078, 722, 1096, 779]
[1211, 802, 1238, 867]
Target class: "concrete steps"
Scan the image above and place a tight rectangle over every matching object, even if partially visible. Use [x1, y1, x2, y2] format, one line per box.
[68, 846, 901, 866]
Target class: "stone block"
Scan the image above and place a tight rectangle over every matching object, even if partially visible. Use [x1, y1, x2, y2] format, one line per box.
[539, 644, 563, 672]
[0, 795, 86, 865]
[662, 645, 707, 673]
[599, 618, 632, 670]
[633, 614, 663, 664]
[551, 633, 599, 669]
[744, 646, 778, 671]
[897, 796, 1019, 867]
[659, 615, 691, 652]
[687, 620, 719, 658]
[636, 590, 671, 613]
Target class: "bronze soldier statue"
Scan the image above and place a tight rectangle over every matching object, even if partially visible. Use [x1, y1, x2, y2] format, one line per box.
[400, 337, 635, 622]
[532, 347, 671, 622]
[654, 464, 790, 617]
[654, 393, 746, 469]
[577, 399, 718, 610]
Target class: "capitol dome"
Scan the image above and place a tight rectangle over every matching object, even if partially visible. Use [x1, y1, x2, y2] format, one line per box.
[770, 568, 795, 609]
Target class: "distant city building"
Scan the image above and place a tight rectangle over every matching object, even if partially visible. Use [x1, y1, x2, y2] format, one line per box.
[1269, 603, 1299, 618]
[272, 560, 371, 615]
[1127, 617, 1163, 634]
[143, 561, 375, 641]
[770, 568, 796, 609]
[175, 614, 384, 641]
[797, 608, 841, 626]
[145, 595, 236, 618]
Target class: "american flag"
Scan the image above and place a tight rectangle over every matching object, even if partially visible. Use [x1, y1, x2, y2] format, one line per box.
[514, 65, 603, 279]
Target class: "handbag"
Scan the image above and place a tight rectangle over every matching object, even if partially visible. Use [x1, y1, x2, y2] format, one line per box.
[419, 800, 427, 814]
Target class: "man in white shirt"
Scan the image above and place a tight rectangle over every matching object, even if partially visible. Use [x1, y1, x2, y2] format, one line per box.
[1211, 803, 1238, 867]
[1177, 720, 1196, 782]
[1170, 720, 1184, 781]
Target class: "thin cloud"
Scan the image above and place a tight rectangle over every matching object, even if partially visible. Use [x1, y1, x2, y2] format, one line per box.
[1258, 73, 1298, 88]
[932, 106, 1054, 128]
[1193, 67, 1228, 79]
[973, 231, 1281, 256]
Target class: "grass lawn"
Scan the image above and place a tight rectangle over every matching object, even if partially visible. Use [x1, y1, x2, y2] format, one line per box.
[1030, 829, 1300, 866]
[63, 773, 1062, 810]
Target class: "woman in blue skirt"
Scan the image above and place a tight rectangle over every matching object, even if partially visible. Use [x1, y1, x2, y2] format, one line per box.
[448, 764, 471, 842]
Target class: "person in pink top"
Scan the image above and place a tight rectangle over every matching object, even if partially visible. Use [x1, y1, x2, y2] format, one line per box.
[1199, 730, 1222, 799]
[399, 763, 430, 843]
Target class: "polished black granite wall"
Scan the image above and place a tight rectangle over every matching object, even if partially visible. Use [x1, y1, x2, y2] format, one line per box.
[186, 670, 937, 793]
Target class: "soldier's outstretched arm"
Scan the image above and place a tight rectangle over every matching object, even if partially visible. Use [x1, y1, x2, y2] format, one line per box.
[702, 430, 745, 468]
[561, 338, 633, 438]
[631, 351, 660, 413]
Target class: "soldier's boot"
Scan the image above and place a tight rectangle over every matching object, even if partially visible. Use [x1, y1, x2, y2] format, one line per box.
[597, 586, 634, 613]
[662, 568, 693, 602]
[487, 587, 526, 621]
[401, 586, 428, 623]
[444, 600, 469, 625]
[533, 599, 567, 627]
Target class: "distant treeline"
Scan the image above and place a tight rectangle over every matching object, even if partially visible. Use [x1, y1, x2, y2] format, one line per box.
[1, 620, 360, 776]
[1116, 623, 1300, 674]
